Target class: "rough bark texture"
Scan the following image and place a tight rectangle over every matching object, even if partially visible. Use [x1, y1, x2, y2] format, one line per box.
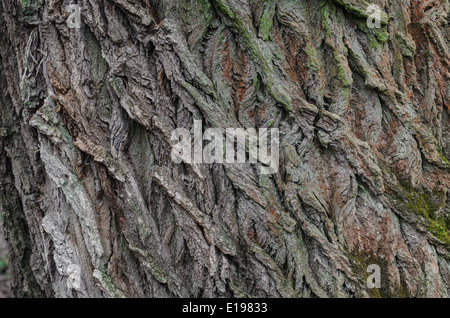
[0, 0, 449, 298]
[0, 222, 10, 298]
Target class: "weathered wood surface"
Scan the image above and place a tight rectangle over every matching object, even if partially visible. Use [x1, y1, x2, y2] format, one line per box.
[0, 0, 449, 297]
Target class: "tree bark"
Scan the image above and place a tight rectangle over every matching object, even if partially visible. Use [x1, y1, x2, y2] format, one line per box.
[0, 0, 449, 298]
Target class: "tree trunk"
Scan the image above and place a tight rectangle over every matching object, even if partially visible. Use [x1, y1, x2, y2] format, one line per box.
[0, 0, 449, 298]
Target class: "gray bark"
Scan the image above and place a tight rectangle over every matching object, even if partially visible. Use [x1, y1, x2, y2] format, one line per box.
[0, 0, 449, 298]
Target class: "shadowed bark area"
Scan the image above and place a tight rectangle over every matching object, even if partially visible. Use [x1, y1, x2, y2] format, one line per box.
[0, 0, 449, 298]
